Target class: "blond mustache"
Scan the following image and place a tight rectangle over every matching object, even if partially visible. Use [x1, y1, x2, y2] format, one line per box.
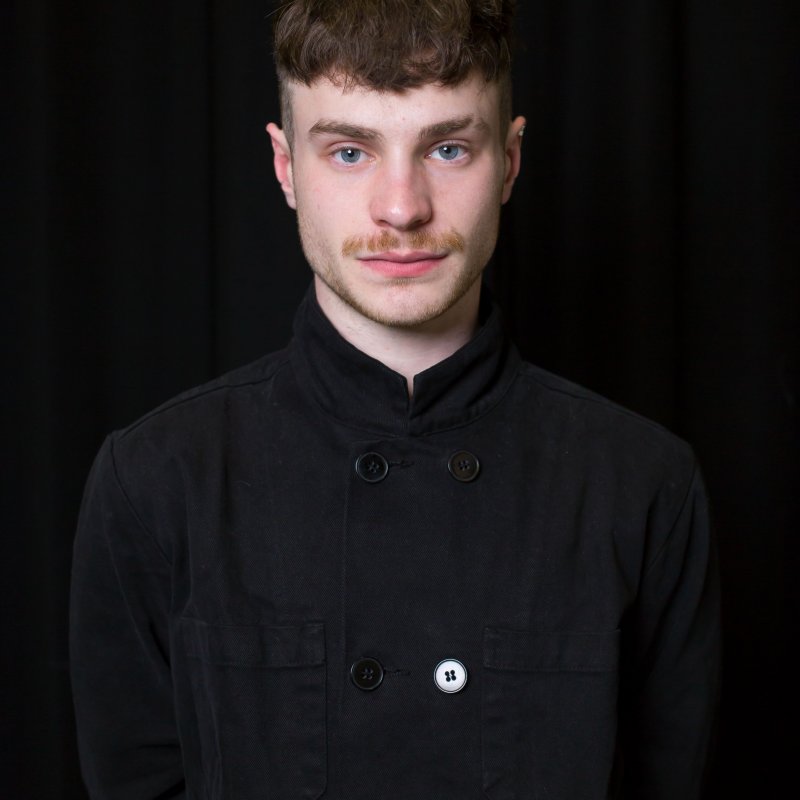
[341, 229, 465, 258]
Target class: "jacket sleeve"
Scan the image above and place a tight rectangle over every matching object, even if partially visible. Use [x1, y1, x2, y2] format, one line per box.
[621, 460, 721, 798]
[70, 436, 185, 799]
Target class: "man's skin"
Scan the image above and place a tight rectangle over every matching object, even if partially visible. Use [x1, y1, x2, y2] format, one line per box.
[267, 73, 525, 392]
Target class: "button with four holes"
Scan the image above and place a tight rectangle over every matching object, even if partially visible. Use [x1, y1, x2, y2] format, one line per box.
[434, 658, 468, 693]
[350, 657, 384, 691]
[355, 452, 389, 483]
[447, 450, 480, 482]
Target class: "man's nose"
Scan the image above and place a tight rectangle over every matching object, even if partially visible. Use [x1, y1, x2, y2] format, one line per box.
[369, 162, 433, 231]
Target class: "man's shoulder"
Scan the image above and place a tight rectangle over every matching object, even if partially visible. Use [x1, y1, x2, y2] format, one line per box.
[112, 347, 292, 449]
[513, 359, 696, 470]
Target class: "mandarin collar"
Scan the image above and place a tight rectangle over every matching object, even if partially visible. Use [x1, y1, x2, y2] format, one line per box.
[288, 285, 520, 437]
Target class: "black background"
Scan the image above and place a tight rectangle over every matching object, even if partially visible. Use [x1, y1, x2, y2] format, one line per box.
[3, 1, 797, 797]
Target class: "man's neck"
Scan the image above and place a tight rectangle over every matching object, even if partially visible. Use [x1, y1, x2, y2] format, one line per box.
[314, 277, 482, 396]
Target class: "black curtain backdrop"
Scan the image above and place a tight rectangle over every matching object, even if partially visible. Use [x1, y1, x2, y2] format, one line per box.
[3, 1, 797, 797]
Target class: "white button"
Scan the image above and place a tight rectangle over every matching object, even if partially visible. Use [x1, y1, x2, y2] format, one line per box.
[434, 659, 468, 693]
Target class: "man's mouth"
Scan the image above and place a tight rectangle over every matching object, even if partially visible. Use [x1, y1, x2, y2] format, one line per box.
[358, 251, 447, 278]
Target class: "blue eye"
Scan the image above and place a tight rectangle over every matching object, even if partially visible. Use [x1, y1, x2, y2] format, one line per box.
[335, 147, 363, 164]
[433, 144, 462, 161]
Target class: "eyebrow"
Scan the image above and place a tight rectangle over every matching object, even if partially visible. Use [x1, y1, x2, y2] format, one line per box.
[308, 120, 384, 142]
[307, 115, 490, 143]
[417, 115, 490, 140]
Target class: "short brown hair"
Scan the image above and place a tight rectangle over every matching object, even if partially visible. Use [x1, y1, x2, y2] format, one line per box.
[272, 0, 516, 141]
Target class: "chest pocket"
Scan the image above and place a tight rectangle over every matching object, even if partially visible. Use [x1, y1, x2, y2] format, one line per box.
[482, 627, 620, 800]
[180, 619, 326, 800]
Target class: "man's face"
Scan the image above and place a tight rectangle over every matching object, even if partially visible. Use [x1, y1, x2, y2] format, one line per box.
[268, 73, 524, 330]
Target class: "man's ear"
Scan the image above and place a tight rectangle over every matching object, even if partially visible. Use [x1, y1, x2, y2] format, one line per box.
[501, 115, 526, 205]
[266, 122, 296, 210]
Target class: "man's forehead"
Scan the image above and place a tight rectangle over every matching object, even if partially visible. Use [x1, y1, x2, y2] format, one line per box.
[286, 74, 501, 135]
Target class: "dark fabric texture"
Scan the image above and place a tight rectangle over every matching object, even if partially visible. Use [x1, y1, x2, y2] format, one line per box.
[69, 289, 720, 799]
[3, 1, 797, 798]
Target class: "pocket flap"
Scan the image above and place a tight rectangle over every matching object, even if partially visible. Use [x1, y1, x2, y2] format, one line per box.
[483, 627, 619, 672]
[180, 619, 325, 668]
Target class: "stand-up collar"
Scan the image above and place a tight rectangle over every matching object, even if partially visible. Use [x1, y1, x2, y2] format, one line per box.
[288, 285, 521, 437]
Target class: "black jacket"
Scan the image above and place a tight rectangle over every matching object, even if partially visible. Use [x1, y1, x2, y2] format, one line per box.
[70, 288, 720, 799]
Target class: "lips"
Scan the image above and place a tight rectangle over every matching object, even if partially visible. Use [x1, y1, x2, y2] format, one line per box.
[359, 251, 447, 278]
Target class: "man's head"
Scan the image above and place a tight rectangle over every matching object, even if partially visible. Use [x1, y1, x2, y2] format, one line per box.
[267, 0, 524, 332]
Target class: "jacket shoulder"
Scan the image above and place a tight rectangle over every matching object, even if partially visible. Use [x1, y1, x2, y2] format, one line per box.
[514, 360, 697, 474]
[115, 348, 292, 442]
[100, 349, 292, 535]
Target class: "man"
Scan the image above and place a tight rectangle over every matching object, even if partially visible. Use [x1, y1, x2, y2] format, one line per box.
[70, 1, 720, 798]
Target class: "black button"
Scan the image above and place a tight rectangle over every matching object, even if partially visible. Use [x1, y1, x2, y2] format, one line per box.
[448, 450, 480, 482]
[355, 452, 389, 483]
[350, 657, 384, 691]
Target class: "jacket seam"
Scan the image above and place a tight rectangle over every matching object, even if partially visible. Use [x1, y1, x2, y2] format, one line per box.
[108, 435, 173, 567]
[641, 457, 699, 577]
[516, 364, 685, 442]
[118, 355, 292, 440]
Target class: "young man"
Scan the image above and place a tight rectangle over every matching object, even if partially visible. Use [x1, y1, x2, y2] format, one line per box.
[71, 2, 720, 798]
